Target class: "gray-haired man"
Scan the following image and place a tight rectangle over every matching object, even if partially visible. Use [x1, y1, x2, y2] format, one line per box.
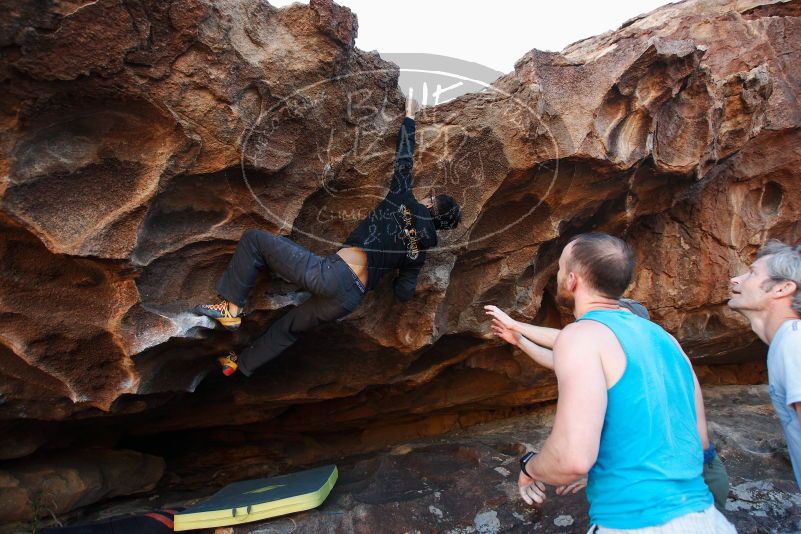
[728, 240, 801, 489]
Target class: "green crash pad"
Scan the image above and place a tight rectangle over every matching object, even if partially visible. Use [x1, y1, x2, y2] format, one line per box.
[173, 464, 338, 531]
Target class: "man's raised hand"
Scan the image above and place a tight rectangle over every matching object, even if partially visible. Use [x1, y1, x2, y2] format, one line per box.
[484, 305, 518, 331]
[491, 321, 521, 346]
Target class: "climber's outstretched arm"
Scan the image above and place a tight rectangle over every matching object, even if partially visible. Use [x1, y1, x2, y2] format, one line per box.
[388, 93, 418, 198]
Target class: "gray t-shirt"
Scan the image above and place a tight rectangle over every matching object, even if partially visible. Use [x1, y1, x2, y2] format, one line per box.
[768, 319, 801, 489]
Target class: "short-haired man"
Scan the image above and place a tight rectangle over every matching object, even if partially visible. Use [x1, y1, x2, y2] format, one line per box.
[484, 299, 730, 512]
[511, 233, 735, 533]
[193, 95, 461, 376]
[728, 240, 801, 489]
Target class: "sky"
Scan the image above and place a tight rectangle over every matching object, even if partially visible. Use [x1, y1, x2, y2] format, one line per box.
[270, 0, 672, 73]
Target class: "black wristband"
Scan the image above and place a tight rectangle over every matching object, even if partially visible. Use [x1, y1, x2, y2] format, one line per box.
[519, 451, 536, 477]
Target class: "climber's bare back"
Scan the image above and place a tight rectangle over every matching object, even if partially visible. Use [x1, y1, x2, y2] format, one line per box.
[337, 246, 369, 287]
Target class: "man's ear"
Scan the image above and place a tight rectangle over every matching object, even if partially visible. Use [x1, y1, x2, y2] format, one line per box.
[774, 280, 798, 298]
[567, 272, 578, 292]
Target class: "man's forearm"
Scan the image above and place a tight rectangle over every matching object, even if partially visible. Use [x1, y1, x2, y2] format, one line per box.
[390, 117, 415, 195]
[395, 117, 415, 160]
[514, 322, 560, 349]
[526, 437, 587, 486]
[516, 336, 555, 370]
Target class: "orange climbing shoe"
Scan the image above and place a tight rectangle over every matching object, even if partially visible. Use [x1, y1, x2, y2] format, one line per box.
[218, 352, 239, 376]
[194, 299, 241, 331]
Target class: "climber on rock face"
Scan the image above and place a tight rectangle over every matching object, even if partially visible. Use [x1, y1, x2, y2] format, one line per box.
[501, 233, 736, 533]
[194, 93, 462, 377]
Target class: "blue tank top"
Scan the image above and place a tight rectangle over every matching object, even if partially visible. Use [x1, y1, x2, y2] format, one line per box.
[578, 309, 712, 528]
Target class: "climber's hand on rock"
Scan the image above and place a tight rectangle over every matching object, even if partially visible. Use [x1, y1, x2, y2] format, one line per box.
[484, 305, 518, 332]
[518, 471, 547, 505]
[406, 93, 418, 118]
[556, 477, 587, 495]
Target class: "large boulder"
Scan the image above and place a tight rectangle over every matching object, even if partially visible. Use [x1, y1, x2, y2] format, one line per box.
[0, 0, 799, 523]
[0, 449, 163, 524]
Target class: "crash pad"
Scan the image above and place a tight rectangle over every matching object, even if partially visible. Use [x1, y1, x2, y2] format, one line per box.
[173, 464, 337, 531]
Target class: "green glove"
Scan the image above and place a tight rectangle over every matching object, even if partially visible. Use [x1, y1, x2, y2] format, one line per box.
[703, 446, 730, 512]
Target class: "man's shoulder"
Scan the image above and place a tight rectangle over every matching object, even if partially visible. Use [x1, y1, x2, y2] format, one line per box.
[404, 192, 422, 206]
[785, 319, 801, 337]
[383, 191, 417, 207]
[556, 321, 610, 351]
[553, 322, 608, 378]
[564, 315, 625, 337]
[774, 319, 801, 349]
[768, 321, 801, 385]
[563, 320, 604, 334]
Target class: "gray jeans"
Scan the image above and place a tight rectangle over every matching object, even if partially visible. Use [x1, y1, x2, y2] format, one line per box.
[216, 229, 365, 376]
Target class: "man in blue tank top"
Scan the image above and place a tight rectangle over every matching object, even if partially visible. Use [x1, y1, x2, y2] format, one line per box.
[484, 299, 731, 512]
[515, 233, 736, 533]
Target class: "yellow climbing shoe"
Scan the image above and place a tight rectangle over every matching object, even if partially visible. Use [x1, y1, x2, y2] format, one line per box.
[218, 352, 239, 376]
[194, 299, 241, 331]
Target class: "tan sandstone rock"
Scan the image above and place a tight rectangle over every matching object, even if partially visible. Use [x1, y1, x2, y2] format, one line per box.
[0, 0, 799, 523]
